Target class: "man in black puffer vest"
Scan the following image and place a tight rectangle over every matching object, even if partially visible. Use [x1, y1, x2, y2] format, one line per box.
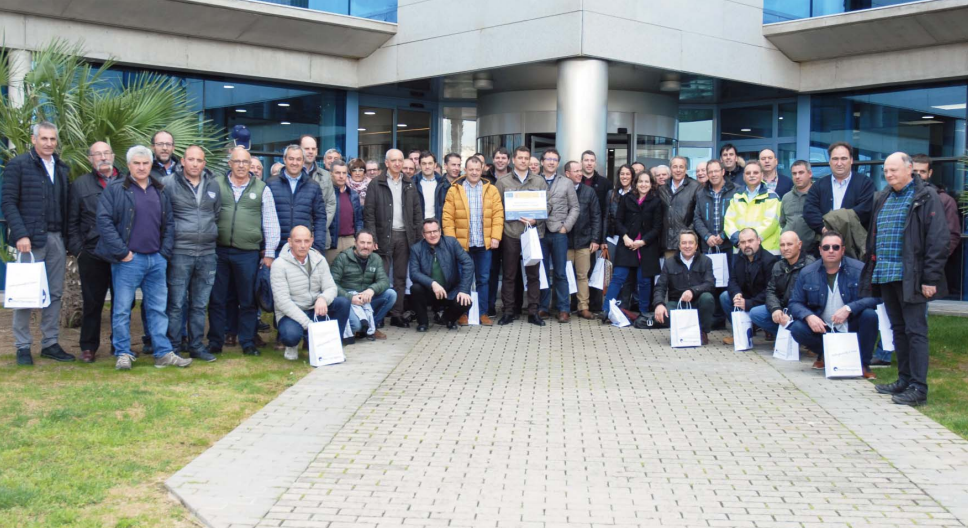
[267, 144, 327, 255]
[1, 121, 74, 366]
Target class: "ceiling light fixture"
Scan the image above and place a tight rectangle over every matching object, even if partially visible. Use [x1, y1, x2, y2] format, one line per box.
[358, 128, 367, 131]
[236, 109, 247, 113]
[659, 73, 681, 92]
[398, 124, 407, 128]
[472, 72, 493, 90]
[364, 111, 376, 115]
[922, 115, 935, 119]
[778, 117, 784, 120]
[281, 121, 291, 125]
[741, 128, 752, 132]
[278, 103, 290, 107]
[223, 85, 235, 89]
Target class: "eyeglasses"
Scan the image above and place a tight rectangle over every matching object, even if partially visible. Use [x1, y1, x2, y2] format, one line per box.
[153, 142, 174, 148]
[821, 244, 842, 252]
[351, 168, 365, 172]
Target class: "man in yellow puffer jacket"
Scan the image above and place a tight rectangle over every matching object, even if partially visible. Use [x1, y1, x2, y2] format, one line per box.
[724, 161, 782, 252]
[442, 157, 504, 325]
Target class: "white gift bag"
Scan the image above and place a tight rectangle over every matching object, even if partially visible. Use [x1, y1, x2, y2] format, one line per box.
[467, 291, 480, 326]
[876, 303, 895, 352]
[4, 252, 51, 309]
[823, 331, 863, 378]
[731, 308, 753, 351]
[521, 261, 549, 291]
[589, 257, 606, 290]
[521, 226, 543, 266]
[307, 315, 345, 367]
[671, 301, 703, 348]
[608, 299, 631, 327]
[772, 318, 799, 361]
[405, 269, 412, 295]
[709, 252, 729, 289]
[565, 261, 578, 294]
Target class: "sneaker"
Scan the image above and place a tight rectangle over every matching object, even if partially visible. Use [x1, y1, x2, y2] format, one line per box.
[154, 351, 192, 368]
[16, 347, 33, 366]
[284, 346, 298, 361]
[190, 349, 218, 362]
[115, 353, 134, 370]
[242, 346, 261, 356]
[257, 321, 271, 333]
[875, 380, 909, 395]
[892, 387, 927, 406]
[479, 315, 494, 326]
[870, 358, 892, 367]
[41, 344, 76, 362]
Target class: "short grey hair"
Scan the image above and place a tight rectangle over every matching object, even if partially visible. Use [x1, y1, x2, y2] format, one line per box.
[126, 145, 154, 165]
[330, 160, 347, 171]
[654, 164, 670, 174]
[282, 145, 306, 160]
[323, 148, 341, 159]
[739, 227, 761, 240]
[791, 160, 812, 172]
[31, 121, 58, 138]
[899, 152, 913, 168]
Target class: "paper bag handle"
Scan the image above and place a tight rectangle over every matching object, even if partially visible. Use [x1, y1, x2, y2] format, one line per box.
[676, 301, 692, 310]
[17, 251, 36, 264]
[312, 314, 332, 323]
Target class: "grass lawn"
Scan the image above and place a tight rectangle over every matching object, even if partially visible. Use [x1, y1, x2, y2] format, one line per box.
[871, 314, 968, 439]
[0, 344, 313, 528]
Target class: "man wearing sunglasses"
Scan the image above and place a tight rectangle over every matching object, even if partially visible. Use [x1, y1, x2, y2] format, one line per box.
[787, 231, 879, 379]
[863, 152, 949, 406]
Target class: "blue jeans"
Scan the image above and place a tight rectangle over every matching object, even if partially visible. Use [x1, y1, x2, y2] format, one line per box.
[277, 297, 352, 347]
[749, 305, 780, 337]
[467, 247, 491, 311]
[111, 252, 172, 358]
[788, 308, 878, 368]
[208, 247, 260, 349]
[167, 253, 217, 354]
[604, 266, 653, 314]
[540, 232, 570, 312]
[348, 290, 397, 332]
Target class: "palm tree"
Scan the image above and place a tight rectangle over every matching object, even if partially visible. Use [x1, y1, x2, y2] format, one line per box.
[1, 39, 229, 326]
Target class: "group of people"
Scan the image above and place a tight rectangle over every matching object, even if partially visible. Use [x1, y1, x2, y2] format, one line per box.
[2, 123, 952, 406]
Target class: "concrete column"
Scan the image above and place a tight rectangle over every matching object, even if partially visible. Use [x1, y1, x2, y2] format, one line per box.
[556, 58, 608, 173]
[7, 49, 32, 109]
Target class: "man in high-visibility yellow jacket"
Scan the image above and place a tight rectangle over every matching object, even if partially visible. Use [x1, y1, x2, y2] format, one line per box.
[724, 161, 782, 252]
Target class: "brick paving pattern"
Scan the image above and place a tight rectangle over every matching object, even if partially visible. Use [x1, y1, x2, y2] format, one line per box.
[168, 320, 968, 528]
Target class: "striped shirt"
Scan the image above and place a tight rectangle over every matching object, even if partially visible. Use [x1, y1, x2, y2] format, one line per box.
[872, 179, 915, 284]
[466, 180, 485, 248]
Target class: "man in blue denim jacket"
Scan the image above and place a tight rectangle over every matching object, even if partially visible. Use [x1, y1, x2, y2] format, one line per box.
[787, 231, 879, 379]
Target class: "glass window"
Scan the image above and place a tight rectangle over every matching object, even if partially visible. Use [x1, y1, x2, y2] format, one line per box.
[678, 147, 712, 179]
[477, 134, 522, 162]
[721, 105, 773, 141]
[257, 0, 397, 22]
[635, 135, 677, 166]
[678, 109, 714, 142]
[358, 107, 393, 163]
[778, 102, 797, 137]
[441, 107, 477, 163]
[396, 110, 431, 156]
[777, 143, 797, 174]
[764, 0, 918, 23]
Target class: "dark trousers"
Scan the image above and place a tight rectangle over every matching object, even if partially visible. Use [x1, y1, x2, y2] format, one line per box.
[381, 230, 410, 318]
[409, 282, 470, 326]
[663, 292, 715, 334]
[277, 298, 352, 347]
[501, 236, 540, 315]
[487, 242, 502, 314]
[788, 308, 878, 368]
[880, 281, 930, 393]
[208, 247, 260, 349]
[78, 251, 113, 353]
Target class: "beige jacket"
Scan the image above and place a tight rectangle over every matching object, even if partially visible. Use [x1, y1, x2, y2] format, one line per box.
[495, 170, 548, 239]
[270, 243, 337, 328]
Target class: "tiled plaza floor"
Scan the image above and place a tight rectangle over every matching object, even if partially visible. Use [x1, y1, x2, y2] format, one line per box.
[167, 319, 968, 528]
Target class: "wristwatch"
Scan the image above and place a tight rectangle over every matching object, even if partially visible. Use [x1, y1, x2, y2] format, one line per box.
[844, 305, 852, 313]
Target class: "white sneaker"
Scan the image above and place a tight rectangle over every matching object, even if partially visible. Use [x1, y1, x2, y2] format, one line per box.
[115, 353, 134, 370]
[154, 351, 193, 368]
[284, 346, 298, 361]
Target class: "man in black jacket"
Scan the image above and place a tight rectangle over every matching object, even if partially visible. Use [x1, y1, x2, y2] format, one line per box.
[802, 141, 875, 236]
[566, 162, 602, 320]
[720, 228, 778, 344]
[67, 141, 120, 363]
[866, 153, 950, 406]
[149, 130, 180, 180]
[408, 219, 474, 331]
[653, 230, 716, 345]
[751, 231, 815, 338]
[1, 121, 74, 365]
[580, 150, 612, 312]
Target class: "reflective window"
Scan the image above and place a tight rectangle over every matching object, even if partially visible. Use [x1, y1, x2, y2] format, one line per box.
[396, 110, 431, 156]
[358, 107, 393, 163]
[778, 143, 797, 173]
[679, 147, 712, 179]
[258, 0, 397, 22]
[721, 105, 773, 140]
[477, 135, 522, 162]
[764, 0, 918, 23]
[678, 109, 714, 142]
[778, 102, 797, 137]
[441, 107, 477, 164]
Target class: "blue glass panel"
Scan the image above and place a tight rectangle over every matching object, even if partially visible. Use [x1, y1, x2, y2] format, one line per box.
[764, 0, 923, 23]
[257, 0, 397, 22]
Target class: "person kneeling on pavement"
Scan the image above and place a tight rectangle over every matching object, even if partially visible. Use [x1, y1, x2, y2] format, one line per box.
[330, 229, 396, 341]
[653, 230, 716, 345]
[787, 231, 879, 379]
[408, 218, 475, 331]
[752, 231, 814, 337]
[271, 225, 352, 361]
[720, 228, 777, 345]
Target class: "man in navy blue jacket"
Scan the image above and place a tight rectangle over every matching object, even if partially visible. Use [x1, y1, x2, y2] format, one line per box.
[758, 148, 794, 199]
[408, 218, 474, 331]
[267, 144, 327, 255]
[787, 231, 879, 379]
[802, 142, 875, 237]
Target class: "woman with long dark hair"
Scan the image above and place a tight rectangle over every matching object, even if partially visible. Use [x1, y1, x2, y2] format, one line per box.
[603, 170, 664, 325]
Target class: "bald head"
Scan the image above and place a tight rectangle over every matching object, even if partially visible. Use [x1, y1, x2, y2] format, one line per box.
[385, 149, 404, 179]
[288, 225, 314, 262]
[883, 152, 914, 192]
[290, 225, 312, 238]
[779, 230, 802, 263]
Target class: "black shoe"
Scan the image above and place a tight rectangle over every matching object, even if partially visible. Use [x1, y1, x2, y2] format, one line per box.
[446, 320, 458, 330]
[179, 337, 189, 353]
[190, 349, 218, 362]
[390, 317, 410, 329]
[416, 324, 428, 332]
[242, 346, 261, 356]
[142, 341, 153, 356]
[16, 347, 33, 366]
[208, 344, 222, 355]
[41, 344, 76, 362]
[359, 319, 370, 335]
[870, 358, 892, 367]
[633, 314, 654, 329]
[528, 314, 546, 327]
[257, 321, 271, 333]
[377, 320, 385, 329]
[497, 314, 515, 326]
[433, 311, 444, 325]
[876, 380, 909, 395]
[892, 387, 927, 406]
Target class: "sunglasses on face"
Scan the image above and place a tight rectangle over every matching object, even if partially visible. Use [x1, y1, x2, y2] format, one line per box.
[821, 244, 842, 252]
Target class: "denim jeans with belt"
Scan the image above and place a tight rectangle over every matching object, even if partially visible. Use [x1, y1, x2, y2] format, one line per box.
[111, 252, 172, 358]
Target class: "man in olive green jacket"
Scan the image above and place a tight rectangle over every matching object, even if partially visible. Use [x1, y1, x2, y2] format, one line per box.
[329, 230, 396, 340]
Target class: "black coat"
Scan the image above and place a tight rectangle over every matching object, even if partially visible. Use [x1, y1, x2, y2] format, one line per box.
[67, 169, 117, 258]
[726, 247, 779, 310]
[861, 178, 949, 304]
[582, 171, 613, 224]
[653, 252, 715, 306]
[408, 236, 475, 300]
[568, 184, 602, 249]
[802, 173, 875, 234]
[612, 191, 663, 277]
[362, 173, 423, 255]
[1, 148, 70, 249]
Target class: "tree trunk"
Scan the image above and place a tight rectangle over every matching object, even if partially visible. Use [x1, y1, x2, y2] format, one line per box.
[61, 255, 83, 328]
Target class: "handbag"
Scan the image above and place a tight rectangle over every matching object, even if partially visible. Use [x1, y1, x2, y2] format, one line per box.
[589, 246, 612, 291]
[4, 252, 51, 309]
[823, 329, 864, 378]
[772, 311, 799, 361]
[708, 248, 729, 289]
[671, 301, 702, 348]
[307, 315, 345, 367]
[467, 291, 480, 326]
[565, 261, 578, 294]
[520, 225, 543, 266]
[607, 299, 631, 327]
[875, 303, 894, 352]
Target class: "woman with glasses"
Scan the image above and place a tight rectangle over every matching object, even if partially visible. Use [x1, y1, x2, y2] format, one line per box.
[347, 158, 372, 205]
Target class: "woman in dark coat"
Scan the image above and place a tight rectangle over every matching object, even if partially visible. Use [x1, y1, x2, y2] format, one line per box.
[603, 170, 664, 321]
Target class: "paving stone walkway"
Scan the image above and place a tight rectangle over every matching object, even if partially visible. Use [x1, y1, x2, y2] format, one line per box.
[167, 319, 968, 528]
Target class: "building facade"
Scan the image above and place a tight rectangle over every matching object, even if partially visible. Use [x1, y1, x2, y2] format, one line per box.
[2, 0, 966, 297]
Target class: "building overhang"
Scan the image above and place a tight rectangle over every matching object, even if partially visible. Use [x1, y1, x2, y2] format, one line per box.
[0, 0, 396, 59]
[764, 0, 968, 63]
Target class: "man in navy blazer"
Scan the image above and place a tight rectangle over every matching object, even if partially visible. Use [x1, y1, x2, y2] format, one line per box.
[802, 141, 875, 236]
[758, 148, 794, 199]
